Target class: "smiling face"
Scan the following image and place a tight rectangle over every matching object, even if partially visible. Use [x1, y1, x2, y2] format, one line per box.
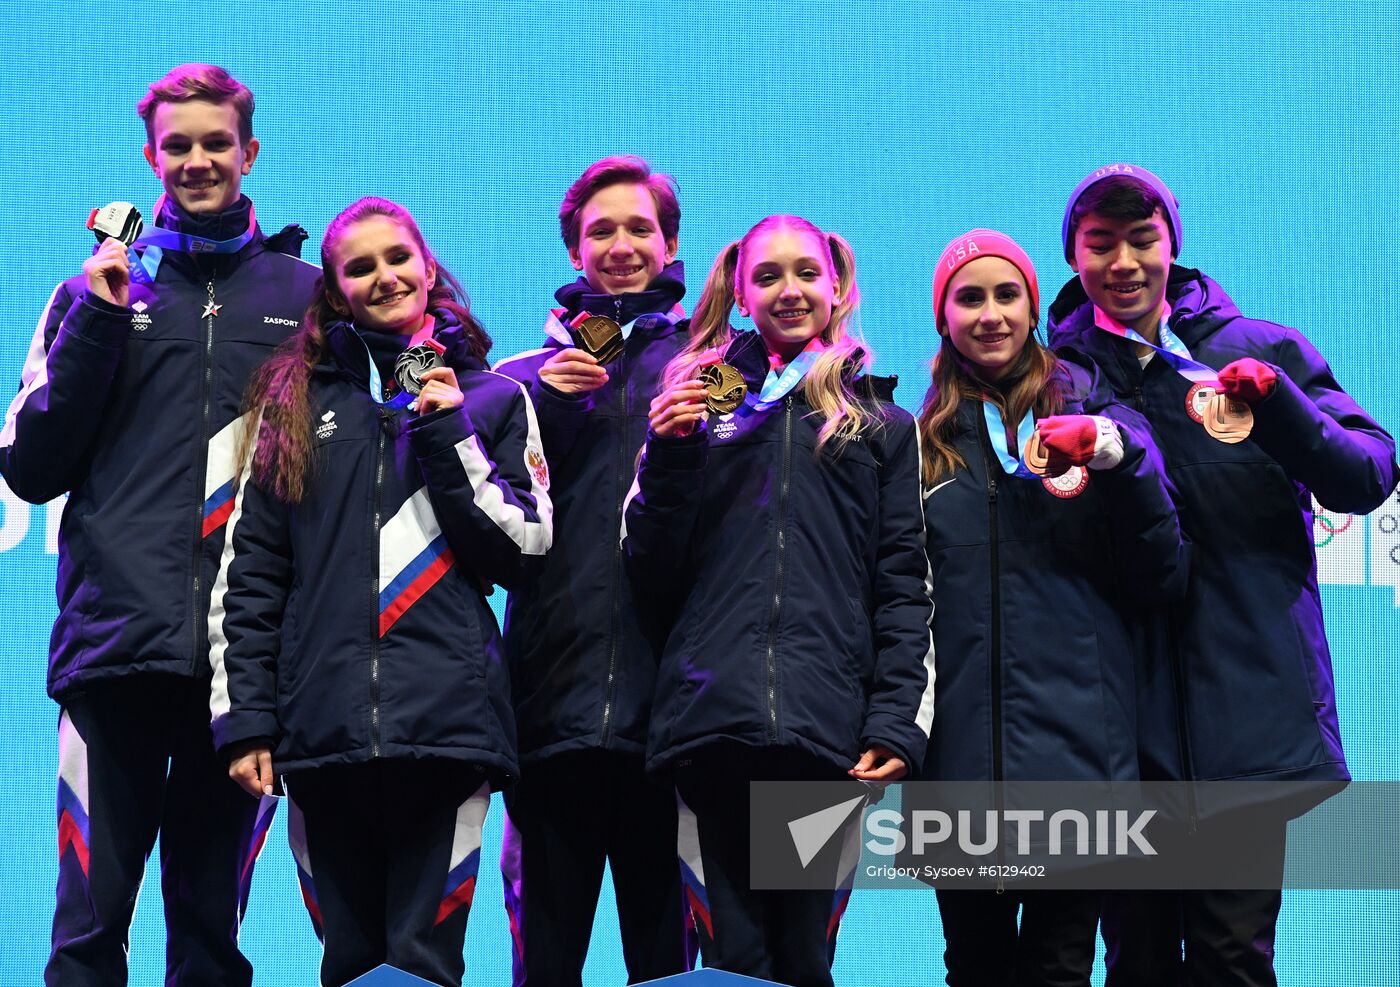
[1071, 207, 1174, 336]
[736, 226, 839, 362]
[325, 215, 437, 335]
[568, 182, 676, 295]
[941, 256, 1033, 382]
[143, 99, 258, 215]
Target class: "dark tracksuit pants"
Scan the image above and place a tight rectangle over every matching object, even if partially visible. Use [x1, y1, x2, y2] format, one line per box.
[1101, 818, 1287, 987]
[674, 745, 855, 987]
[48, 675, 273, 987]
[935, 889, 1103, 987]
[501, 748, 694, 987]
[286, 760, 491, 987]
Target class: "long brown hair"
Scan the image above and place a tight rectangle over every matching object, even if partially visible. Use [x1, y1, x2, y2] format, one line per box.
[917, 325, 1068, 486]
[662, 215, 880, 455]
[236, 197, 491, 503]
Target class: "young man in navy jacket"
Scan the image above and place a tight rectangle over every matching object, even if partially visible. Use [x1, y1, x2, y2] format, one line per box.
[493, 156, 694, 986]
[0, 64, 319, 986]
[1047, 163, 1399, 987]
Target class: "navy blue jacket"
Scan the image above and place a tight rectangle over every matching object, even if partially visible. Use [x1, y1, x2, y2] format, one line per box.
[0, 197, 319, 700]
[493, 263, 688, 763]
[921, 363, 1186, 783]
[1048, 267, 1399, 791]
[622, 330, 936, 778]
[208, 316, 553, 784]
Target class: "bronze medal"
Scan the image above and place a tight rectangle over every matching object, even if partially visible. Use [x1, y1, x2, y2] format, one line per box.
[570, 314, 624, 365]
[699, 363, 748, 415]
[1021, 431, 1050, 477]
[1202, 392, 1253, 444]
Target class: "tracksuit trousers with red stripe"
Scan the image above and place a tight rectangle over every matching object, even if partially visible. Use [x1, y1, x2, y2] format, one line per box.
[285, 759, 491, 987]
[48, 675, 274, 987]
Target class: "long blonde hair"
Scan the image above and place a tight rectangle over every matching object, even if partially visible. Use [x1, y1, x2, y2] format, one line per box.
[662, 215, 880, 454]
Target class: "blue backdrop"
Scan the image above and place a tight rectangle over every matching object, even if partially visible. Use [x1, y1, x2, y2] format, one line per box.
[2, 2, 1397, 983]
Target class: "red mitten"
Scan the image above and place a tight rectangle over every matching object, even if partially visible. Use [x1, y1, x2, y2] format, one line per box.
[1037, 415, 1124, 473]
[1217, 358, 1277, 403]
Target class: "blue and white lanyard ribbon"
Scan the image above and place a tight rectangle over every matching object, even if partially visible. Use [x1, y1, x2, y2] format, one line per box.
[747, 338, 826, 412]
[982, 401, 1039, 478]
[1093, 307, 1217, 386]
[122, 197, 259, 285]
[352, 320, 436, 408]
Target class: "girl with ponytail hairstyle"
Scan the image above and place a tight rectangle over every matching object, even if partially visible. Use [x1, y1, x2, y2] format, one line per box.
[211, 197, 549, 987]
[662, 214, 881, 454]
[913, 229, 1185, 987]
[624, 215, 936, 986]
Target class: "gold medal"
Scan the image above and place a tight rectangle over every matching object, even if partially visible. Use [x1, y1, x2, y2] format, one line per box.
[569, 313, 625, 365]
[1021, 431, 1050, 477]
[699, 363, 748, 415]
[1203, 392, 1253, 444]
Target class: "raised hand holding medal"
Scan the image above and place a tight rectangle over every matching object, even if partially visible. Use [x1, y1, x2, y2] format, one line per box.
[83, 201, 145, 306]
[393, 337, 461, 414]
[567, 310, 625, 365]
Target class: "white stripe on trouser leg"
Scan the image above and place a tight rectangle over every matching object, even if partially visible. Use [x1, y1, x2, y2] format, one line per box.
[436, 783, 490, 925]
[675, 791, 713, 941]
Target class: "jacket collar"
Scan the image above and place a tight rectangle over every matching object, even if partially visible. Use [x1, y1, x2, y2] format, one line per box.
[322, 309, 485, 389]
[151, 195, 263, 280]
[553, 260, 686, 327]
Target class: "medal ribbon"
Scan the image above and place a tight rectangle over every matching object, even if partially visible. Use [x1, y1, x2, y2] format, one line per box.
[749, 337, 827, 412]
[126, 197, 260, 284]
[1093, 306, 1218, 385]
[353, 317, 437, 408]
[981, 401, 1039, 478]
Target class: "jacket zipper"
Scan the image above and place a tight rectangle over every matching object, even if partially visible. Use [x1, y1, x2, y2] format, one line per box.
[191, 279, 217, 671]
[974, 411, 1007, 889]
[1133, 369, 1198, 827]
[763, 397, 795, 743]
[600, 310, 629, 746]
[370, 419, 387, 757]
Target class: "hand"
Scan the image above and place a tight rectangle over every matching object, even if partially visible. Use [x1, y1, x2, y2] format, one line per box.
[1037, 414, 1123, 474]
[1217, 358, 1277, 403]
[83, 236, 130, 308]
[228, 743, 275, 797]
[413, 366, 463, 415]
[849, 745, 908, 783]
[648, 379, 709, 438]
[539, 347, 608, 395]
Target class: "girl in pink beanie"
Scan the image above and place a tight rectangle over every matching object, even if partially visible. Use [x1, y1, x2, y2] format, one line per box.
[915, 229, 1186, 986]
